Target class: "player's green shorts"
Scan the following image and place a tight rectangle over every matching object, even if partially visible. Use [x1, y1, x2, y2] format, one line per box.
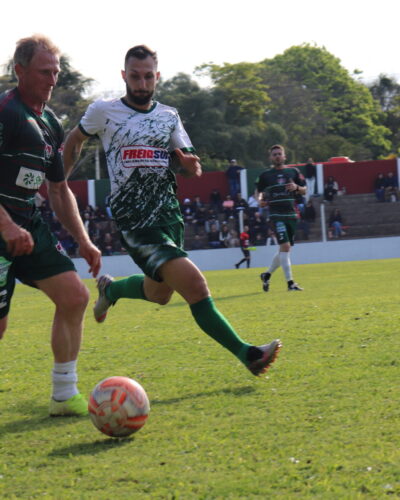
[120, 222, 188, 282]
[0, 215, 76, 318]
[271, 218, 298, 246]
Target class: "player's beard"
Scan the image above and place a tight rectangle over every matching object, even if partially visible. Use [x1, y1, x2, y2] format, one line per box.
[126, 85, 154, 106]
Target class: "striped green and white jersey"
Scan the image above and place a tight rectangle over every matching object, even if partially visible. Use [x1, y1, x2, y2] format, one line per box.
[256, 166, 305, 220]
[0, 88, 64, 227]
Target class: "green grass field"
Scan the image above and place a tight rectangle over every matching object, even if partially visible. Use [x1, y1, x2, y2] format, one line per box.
[0, 259, 399, 499]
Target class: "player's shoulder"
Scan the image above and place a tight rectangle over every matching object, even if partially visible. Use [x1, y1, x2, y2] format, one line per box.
[88, 96, 121, 112]
[154, 101, 179, 116]
[0, 88, 20, 116]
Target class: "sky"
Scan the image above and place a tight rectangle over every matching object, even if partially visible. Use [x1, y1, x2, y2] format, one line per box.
[1, 0, 399, 96]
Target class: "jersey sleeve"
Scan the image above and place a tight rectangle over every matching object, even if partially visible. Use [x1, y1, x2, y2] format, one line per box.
[44, 110, 65, 183]
[294, 167, 306, 186]
[0, 102, 17, 154]
[79, 99, 105, 136]
[169, 113, 194, 152]
[256, 174, 265, 192]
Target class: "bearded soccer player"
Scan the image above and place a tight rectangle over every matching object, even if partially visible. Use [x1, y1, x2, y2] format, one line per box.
[63, 45, 281, 376]
[0, 35, 101, 416]
[257, 145, 306, 292]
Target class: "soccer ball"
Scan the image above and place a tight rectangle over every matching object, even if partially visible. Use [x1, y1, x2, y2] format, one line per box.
[88, 376, 150, 437]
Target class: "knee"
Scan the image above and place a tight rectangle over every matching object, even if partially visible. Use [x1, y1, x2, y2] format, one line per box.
[59, 282, 89, 312]
[187, 275, 209, 303]
[146, 288, 173, 306]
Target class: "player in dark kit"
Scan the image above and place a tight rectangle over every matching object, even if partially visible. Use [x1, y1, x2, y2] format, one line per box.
[63, 44, 281, 377]
[257, 144, 306, 292]
[0, 35, 101, 416]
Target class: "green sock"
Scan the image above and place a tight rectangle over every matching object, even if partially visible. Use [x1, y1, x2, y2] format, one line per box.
[190, 297, 251, 364]
[105, 275, 147, 302]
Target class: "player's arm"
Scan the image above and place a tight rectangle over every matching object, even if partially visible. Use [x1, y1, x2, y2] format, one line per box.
[286, 170, 306, 195]
[174, 148, 202, 178]
[0, 204, 34, 256]
[47, 179, 101, 277]
[63, 126, 90, 179]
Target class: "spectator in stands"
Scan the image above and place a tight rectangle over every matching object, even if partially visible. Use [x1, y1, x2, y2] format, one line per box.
[304, 157, 316, 201]
[385, 172, 399, 202]
[192, 195, 204, 212]
[225, 159, 244, 198]
[104, 194, 113, 219]
[99, 232, 116, 256]
[374, 173, 386, 202]
[193, 205, 207, 235]
[222, 195, 235, 219]
[226, 229, 240, 248]
[254, 232, 266, 246]
[324, 176, 339, 203]
[209, 188, 222, 213]
[181, 198, 196, 226]
[328, 208, 345, 238]
[247, 189, 260, 215]
[219, 223, 230, 248]
[204, 208, 220, 233]
[249, 212, 267, 243]
[190, 234, 206, 250]
[207, 223, 222, 249]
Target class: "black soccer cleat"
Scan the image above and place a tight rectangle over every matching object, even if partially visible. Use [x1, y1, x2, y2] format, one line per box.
[260, 273, 270, 292]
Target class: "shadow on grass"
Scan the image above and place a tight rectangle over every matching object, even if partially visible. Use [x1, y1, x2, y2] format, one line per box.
[48, 437, 132, 457]
[151, 384, 255, 406]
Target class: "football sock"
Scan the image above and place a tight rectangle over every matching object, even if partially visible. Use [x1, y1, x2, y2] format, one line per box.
[190, 297, 251, 364]
[268, 251, 281, 274]
[52, 360, 79, 401]
[106, 274, 147, 302]
[279, 251, 293, 281]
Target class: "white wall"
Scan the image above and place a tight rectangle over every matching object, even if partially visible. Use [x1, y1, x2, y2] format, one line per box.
[73, 236, 400, 279]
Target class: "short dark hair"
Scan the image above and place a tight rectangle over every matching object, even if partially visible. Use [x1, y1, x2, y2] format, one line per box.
[269, 144, 285, 153]
[14, 34, 60, 67]
[124, 45, 158, 67]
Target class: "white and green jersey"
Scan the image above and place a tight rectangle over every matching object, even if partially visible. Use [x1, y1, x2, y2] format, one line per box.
[79, 98, 194, 230]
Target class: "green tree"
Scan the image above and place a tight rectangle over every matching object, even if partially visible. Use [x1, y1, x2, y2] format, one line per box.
[259, 44, 392, 160]
[368, 74, 400, 155]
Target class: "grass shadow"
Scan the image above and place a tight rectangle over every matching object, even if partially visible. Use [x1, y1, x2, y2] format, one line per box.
[151, 384, 255, 406]
[48, 437, 132, 457]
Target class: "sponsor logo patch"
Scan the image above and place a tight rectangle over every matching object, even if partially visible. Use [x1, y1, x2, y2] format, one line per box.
[120, 146, 169, 169]
[16, 167, 45, 190]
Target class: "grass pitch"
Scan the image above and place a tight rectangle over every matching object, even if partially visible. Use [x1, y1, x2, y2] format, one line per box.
[0, 259, 399, 499]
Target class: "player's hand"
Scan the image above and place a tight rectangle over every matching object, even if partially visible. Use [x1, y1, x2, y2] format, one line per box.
[174, 149, 202, 178]
[78, 240, 102, 278]
[286, 178, 298, 192]
[1, 222, 34, 256]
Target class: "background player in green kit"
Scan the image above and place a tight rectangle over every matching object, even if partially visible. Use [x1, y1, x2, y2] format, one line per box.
[0, 35, 101, 416]
[63, 45, 281, 377]
[257, 144, 306, 292]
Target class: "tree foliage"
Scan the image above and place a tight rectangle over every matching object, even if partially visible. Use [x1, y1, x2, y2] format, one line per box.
[1, 45, 398, 179]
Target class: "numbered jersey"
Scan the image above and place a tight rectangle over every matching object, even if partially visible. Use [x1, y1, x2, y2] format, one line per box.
[79, 98, 194, 230]
[256, 166, 305, 220]
[0, 88, 64, 227]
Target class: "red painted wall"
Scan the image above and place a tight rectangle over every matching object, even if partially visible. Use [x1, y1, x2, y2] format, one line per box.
[322, 159, 397, 194]
[176, 171, 229, 203]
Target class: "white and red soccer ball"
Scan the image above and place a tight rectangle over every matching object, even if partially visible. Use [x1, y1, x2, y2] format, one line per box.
[89, 376, 150, 437]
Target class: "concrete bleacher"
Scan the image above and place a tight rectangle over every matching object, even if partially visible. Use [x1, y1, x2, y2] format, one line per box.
[320, 193, 400, 240]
